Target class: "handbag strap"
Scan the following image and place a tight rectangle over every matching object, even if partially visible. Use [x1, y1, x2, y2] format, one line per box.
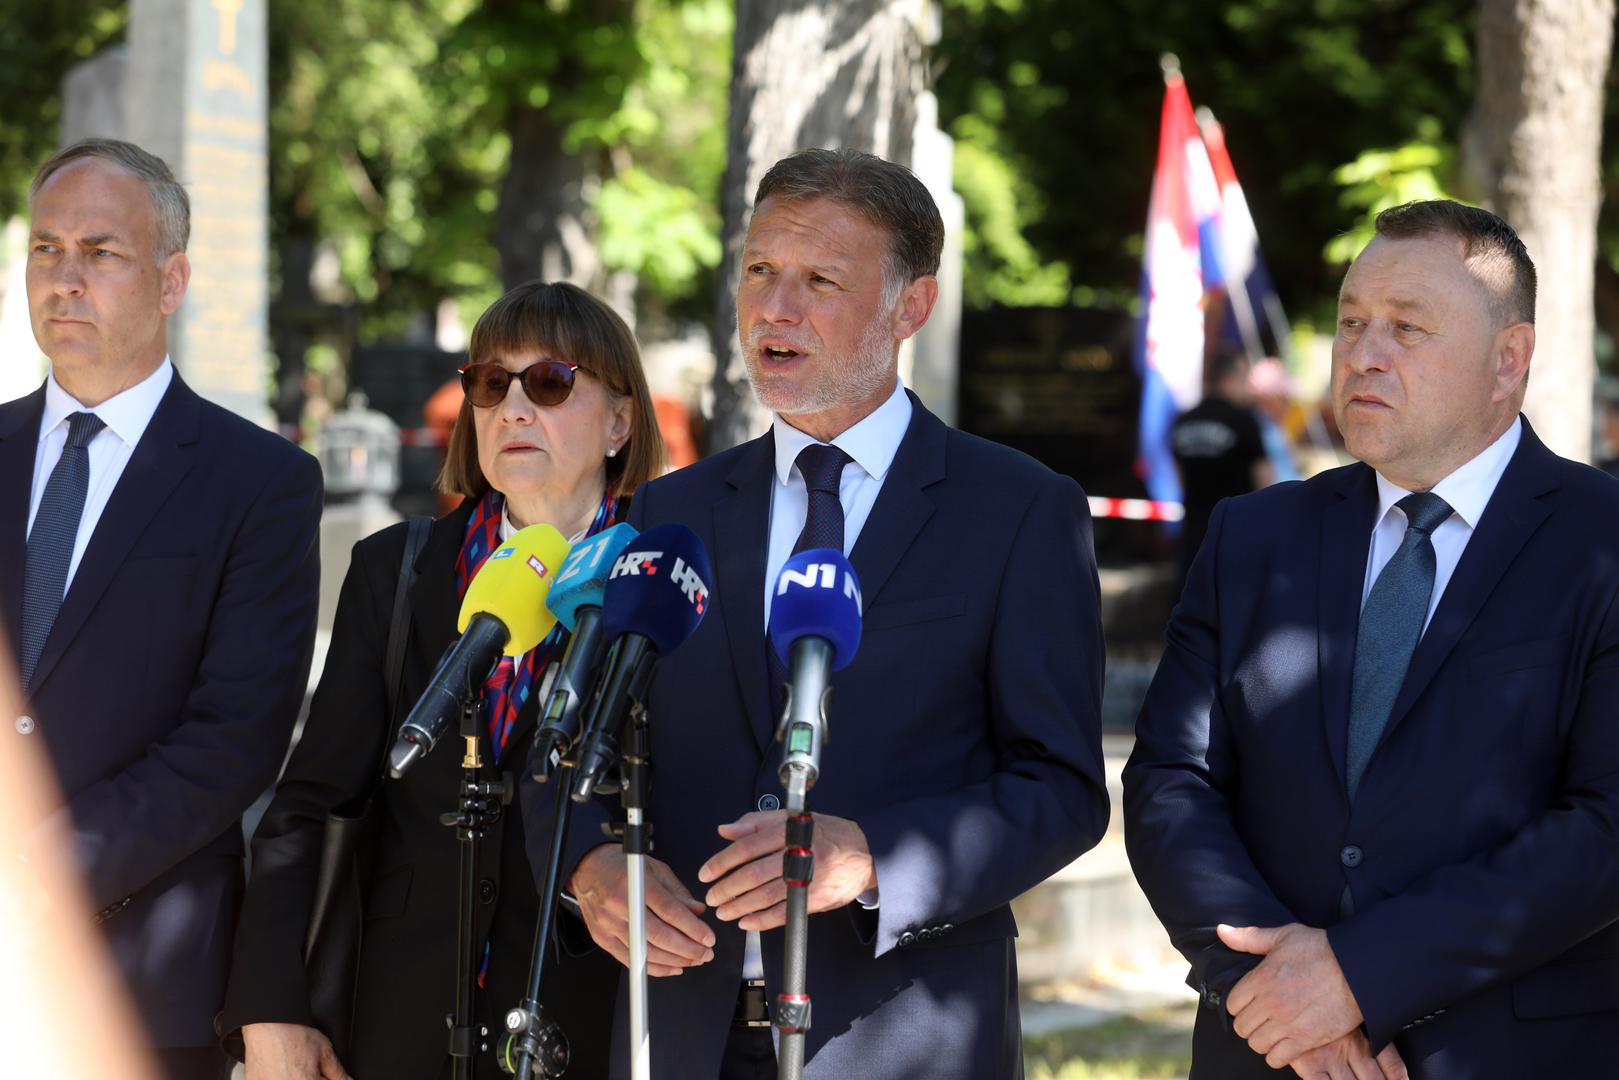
[377, 515, 431, 782]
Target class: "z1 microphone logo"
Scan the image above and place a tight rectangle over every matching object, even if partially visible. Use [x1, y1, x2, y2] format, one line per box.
[609, 549, 665, 578]
[776, 562, 862, 612]
[556, 534, 611, 585]
[670, 557, 709, 615]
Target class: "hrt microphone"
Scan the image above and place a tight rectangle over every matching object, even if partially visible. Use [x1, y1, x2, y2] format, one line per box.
[388, 524, 571, 778]
[569, 523, 713, 801]
[531, 522, 640, 782]
[769, 548, 862, 789]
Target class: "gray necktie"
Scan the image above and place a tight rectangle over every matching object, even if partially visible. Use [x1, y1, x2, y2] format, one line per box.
[20, 411, 106, 689]
[1345, 491, 1453, 801]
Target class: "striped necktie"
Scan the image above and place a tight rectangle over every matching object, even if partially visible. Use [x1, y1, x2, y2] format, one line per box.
[21, 410, 106, 689]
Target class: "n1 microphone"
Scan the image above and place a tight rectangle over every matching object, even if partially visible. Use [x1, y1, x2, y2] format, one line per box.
[388, 524, 571, 778]
[769, 548, 862, 790]
[569, 523, 713, 801]
[531, 523, 640, 782]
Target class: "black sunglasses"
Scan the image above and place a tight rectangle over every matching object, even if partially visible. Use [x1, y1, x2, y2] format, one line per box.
[458, 359, 583, 408]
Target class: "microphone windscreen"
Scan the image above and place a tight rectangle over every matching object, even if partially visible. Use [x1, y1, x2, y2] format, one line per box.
[602, 523, 712, 654]
[548, 523, 640, 631]
[459, 523, 570, 656]
[769, 547, 862, 670]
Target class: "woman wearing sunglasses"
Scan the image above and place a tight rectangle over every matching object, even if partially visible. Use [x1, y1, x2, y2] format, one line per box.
[220, 281, 663, 1079]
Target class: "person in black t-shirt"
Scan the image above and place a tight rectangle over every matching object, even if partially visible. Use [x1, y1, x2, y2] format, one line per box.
[1172, 348, 1274, 574]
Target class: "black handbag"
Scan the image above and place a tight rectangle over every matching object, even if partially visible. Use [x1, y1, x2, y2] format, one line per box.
[303, 515, 431, 1056]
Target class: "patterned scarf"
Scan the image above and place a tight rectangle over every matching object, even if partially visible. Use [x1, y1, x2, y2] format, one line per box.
[453, 487, 619, 765]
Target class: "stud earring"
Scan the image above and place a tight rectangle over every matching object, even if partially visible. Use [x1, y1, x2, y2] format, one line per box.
[606, 447, 618, 458]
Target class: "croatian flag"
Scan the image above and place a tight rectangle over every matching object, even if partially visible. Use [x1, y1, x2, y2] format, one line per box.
[1198, 106, 1282, 361]
[1134, 68, 1224, 507]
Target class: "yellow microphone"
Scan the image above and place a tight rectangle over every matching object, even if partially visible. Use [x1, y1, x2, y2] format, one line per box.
[459, 523, 571, 655]
[390, 523, 572, 776]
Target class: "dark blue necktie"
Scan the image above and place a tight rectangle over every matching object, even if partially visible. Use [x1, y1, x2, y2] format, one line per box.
[768, 443, 852, 708]
[1345, 491, 1453, 801]
[20, 411, 106, 689]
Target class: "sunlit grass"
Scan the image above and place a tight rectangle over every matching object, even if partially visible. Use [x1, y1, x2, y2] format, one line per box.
[1023, 1008, 1193, 1080]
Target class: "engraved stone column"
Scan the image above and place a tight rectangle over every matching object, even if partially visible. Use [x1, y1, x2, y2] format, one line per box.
[127, 0, 269, 424]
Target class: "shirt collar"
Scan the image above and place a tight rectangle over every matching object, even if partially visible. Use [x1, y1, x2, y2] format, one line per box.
[772, 378, 912, 486]
[1372, 415, 1523, 531]
[40, 357, 174, 449]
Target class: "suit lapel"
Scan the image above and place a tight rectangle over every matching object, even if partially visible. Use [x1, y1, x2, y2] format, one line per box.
[0, 388, 46, 653]
[1375, 421, 1557, 755]
[715, 435, 775, 753]
[29, 377, 198, 694]
[1317, 464, 1378, 794]
[849, 392, 944, 608]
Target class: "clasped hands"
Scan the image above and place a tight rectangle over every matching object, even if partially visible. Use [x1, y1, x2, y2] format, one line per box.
[569, 810, 877, 976]
[1217, 922, 1408, 1080]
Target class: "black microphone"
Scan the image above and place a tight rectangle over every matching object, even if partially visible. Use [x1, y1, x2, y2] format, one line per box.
[569, 523, 713, 802]
[387, 525, 570, 778]
[531, 524, 640, 782]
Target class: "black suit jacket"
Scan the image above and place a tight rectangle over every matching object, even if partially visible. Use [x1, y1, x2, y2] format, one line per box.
[527, 394, 1110, 1079]
[1125, 420, 1619, 1077]
[0, 374, 322, 1047]
[220, 502, 619, 1079]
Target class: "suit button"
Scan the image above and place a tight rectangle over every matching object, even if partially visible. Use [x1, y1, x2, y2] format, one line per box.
[14, 715, 35, 735]
[898, 931, 916, 948]
[480, 878, 498, 905]
[918, 928, 935, 942]
[942, 923, 954, 934]
[757, 794, 780, 812]
[1340, 845, 1363, 868]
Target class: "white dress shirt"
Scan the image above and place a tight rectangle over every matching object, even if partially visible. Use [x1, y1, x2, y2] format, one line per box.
[27, 359, 174, 592]
[742, 378, 911, 979]
[1362, 417, 1522, 628]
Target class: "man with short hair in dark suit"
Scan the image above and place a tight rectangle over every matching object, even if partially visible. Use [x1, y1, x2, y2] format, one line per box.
[532, 148, 1110, 1079]
[1125, 200, 1619, 1079]
[0, 138, 321, 1080]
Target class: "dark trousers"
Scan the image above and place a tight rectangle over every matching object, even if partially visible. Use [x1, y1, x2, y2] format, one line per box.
[153, 1046, 230, 1080]
[718, 1026, 776, 1080]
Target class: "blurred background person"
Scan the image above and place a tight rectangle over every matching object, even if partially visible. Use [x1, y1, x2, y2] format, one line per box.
[1597, 392, 1619, 478]
[1171, 347, 1273, 576]
[219, 281, 661, 1079]
[1247, 356, 1303, 482]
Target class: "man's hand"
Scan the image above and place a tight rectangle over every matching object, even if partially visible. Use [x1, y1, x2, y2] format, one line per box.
[1220, 923, 1364, 1066]
[242, 1022, 352, 1080]
[1287, 1029, 1408, 1080]
[698, 811, 877, 932]
[569, 844, 715, 976]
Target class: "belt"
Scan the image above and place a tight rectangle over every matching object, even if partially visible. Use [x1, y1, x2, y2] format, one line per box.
[733, 979, 771, 1028]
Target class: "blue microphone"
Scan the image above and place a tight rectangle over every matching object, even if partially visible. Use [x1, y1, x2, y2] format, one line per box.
[769, 548, 862, 789]
[570, 523, 713, 800]
[532, 523, 640, 782]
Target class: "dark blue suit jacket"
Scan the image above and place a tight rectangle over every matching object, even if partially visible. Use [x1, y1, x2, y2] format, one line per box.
[524, 395, 1109, 1079]
[1125, 420, 1619, 1077]
[0, 375, 321, 1048]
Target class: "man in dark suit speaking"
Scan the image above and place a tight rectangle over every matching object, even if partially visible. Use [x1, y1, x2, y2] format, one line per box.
[534, 148, 1110, 1078]
[1125, 200, 1619, 1079]
[1, 139, 321, 1080]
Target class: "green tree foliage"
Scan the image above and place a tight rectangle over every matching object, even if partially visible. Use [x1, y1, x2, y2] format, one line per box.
[934, 0, 1480, 321]
[0, 1, 127, 220]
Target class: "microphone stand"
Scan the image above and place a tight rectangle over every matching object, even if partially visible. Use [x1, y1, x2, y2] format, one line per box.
[442, 697, 515, 1080]
[616, 700, 654, 1080]
[774, 639, 833, 1080]
[500, 764, 574, 1078]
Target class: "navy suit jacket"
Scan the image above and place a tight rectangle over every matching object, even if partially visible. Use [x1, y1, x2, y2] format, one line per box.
[0, 375, 321, 1047]
[523, 394, 1110, 1080]
[1124, 420, 1619, 1077]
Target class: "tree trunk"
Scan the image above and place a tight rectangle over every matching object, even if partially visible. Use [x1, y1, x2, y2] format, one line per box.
[707, 0, 930, 453]
[1461, 0, 1614, 461]
[497, 103, 601, 290]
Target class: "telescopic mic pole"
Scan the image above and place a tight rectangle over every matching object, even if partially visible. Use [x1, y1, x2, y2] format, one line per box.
[766, 548, 862, 1080]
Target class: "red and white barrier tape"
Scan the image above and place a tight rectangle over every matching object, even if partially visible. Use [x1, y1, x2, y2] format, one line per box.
[1087, 496, 1185, 522]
